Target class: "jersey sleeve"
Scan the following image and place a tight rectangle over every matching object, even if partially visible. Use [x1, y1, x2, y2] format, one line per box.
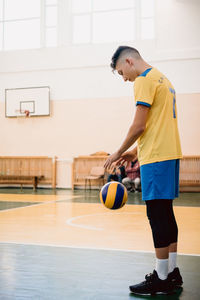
[134, 77, 157, 107]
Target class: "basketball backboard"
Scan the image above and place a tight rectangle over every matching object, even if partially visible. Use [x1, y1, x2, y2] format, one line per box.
[5, 86, 50, 118]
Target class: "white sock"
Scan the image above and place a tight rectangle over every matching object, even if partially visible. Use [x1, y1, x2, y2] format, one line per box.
[168, 252, 177, 273]
[155, 258, 168, 280]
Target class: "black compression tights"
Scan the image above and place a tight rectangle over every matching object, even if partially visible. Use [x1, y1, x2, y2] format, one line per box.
[145, 199, 178, 248]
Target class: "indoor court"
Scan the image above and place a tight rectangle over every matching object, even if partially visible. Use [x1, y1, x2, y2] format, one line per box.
[0, 189, 200, 299]
[0, 0, 200, 299]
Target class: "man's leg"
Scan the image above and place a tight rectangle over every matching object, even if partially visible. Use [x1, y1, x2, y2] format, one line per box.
[167, 211, 183, 287]
[153, 202, 182, 287]
[146, 200, 172, 280]
[155, 247, 169, 259]
[133, 177, 141, 191]
[155, 243, 177, 265]
[129, 200, 175, 296]
[122, 177, 132, 190]
[169, 243, 177, 252]
[169, 243, 177, 272]
[167, 202, 183, 288]
[167, 200, 178, 273]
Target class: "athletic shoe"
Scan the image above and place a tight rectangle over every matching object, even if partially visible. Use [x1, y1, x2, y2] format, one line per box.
[168, 267, 183, 288]
[129, 270, 174, 296]
[127, 187, 135, 192]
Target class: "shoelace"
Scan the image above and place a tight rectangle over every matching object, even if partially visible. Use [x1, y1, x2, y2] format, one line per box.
[145, 273, 155, 282]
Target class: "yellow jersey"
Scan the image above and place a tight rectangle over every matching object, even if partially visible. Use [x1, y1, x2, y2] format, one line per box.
[134, 68, 182, 166]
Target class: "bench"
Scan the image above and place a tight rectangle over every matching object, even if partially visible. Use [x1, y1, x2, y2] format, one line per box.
[179, 156, 200, 192]
[72, 155, 108, 190]
[72, 155, 200, 191]
[0, 156, 57, 189]
[0, 175, 44, 190]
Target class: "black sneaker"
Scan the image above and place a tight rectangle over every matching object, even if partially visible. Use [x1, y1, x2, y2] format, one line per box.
[129, 270, 174, 296]
[168, 267, 183, 288]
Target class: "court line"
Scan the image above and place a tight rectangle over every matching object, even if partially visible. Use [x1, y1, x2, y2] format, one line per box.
[66, 212, 142, 231]
[0, 241, 199, 256]
[0, 199, 59, 213]
[0, 195, 90, 213]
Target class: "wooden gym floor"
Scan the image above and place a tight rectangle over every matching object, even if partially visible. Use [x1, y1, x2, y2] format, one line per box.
[0, 188, 199, 299]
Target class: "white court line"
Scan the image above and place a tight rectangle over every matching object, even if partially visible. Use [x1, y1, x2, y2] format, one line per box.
[0, 194, 82, 213]
[0, 195, 89, 213]
[66, 212, 142, 231]
[0, 199, 59, 213]
[0, 241, 199, 256]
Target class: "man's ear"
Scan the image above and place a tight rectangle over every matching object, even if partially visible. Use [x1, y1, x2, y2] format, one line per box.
[126, 57, 134, 66]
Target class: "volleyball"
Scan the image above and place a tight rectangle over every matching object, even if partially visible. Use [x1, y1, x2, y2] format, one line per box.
[100, 181, 128, 210]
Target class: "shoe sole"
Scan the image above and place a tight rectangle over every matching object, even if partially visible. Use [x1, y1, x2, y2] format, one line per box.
[171, 280, 183, 288]
[175, 284, 183, 289]
[129, 289, 174, 296]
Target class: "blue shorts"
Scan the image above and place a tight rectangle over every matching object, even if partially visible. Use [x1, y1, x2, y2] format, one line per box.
[140, 159, 180, 201]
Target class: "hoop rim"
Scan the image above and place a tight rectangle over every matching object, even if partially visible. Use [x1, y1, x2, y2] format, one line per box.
[15, 109, 30, 118]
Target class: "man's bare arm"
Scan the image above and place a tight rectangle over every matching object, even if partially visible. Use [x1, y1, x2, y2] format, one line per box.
[117, 105, 149, 155]
[104, 105, 149, 169]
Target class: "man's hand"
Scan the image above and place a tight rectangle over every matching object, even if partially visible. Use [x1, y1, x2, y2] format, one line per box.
[104, 151, 121, 169]
[116, 150, 136, 166]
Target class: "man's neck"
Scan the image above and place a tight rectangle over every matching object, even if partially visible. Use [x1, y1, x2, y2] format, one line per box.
[136, 61, 152, 77]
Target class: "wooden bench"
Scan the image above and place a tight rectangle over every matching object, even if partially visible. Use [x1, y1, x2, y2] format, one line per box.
[72, 156, 108, 190]
[0, 156, 56, 189]
[179, 156, 200, 192]
[72, 155, 200, 191]
[0, 175, 44, 190]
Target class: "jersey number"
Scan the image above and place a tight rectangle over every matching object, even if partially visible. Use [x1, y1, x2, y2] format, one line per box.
[169, 88, 176, 118]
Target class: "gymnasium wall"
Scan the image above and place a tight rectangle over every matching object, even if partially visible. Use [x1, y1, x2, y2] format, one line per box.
[0, 0, 200, 188]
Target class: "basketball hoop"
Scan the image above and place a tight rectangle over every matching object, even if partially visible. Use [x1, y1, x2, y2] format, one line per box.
[24, 110, 30, 117]
[15, 109, 30, 118]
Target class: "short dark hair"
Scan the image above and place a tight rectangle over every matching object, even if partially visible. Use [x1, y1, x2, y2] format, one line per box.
[110, 46, 141, 71]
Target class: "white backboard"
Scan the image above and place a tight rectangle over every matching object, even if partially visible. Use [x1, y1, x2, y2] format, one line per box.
[5, 86, 50, 117]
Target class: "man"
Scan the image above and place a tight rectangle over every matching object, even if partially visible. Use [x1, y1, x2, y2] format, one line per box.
[122, 158, 140, 192]
[104, 46, 183, 296]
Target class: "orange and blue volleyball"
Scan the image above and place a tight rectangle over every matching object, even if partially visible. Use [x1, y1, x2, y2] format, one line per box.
[100, 181, 128, 210]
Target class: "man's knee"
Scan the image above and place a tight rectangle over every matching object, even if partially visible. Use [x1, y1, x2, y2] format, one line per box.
[122, 177, 131, 184]
[146, 200, 172, 248]
[134, 177, 141, 188]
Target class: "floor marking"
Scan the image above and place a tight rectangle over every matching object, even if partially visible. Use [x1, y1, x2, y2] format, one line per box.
[0, 199, 57, 213]
[0, 195, 82, 213]
[0, 241, 199, 256]
[66, 212, 142, 231]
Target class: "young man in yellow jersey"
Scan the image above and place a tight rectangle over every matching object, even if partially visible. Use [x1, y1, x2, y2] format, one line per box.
[104, 46, 183, 296]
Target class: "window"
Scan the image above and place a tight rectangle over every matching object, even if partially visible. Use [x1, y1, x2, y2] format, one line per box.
[0, 0, 155, 51]
[71, 0, 155, 44]
[0, 0, 58, 51]
[140, 0, 155, 40]
[4, 19, 41, 50]
[45, 0, 57, 47]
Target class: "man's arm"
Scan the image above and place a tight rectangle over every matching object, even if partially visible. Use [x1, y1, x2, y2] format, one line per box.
[104, 105, 149, 169]
[117, 105, 149, 155]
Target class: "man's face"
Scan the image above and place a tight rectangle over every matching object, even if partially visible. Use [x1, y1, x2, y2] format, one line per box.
[116, 58, 137, 82]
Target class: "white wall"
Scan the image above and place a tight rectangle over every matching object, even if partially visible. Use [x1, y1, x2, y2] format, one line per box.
[156, 0, 200, 51]
[0, 57, 200, 102]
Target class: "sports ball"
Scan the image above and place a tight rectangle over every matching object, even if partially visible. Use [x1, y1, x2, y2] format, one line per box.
[100, 181, 128, 209]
